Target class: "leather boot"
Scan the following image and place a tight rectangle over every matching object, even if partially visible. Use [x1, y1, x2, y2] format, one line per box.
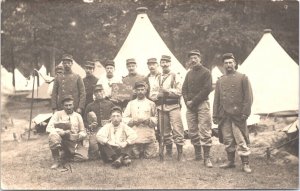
[111, 155, 123, 168]
[194, 145, 202, 160]
[203, 146, 213, 168]
[241, 156, 252, 173]
[176, 144, 183, 161]
[165, 144, 173, 158]
[50, 149, 61, 169]
[219, 152, 236, 169]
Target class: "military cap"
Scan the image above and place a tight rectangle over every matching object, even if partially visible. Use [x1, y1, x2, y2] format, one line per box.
[160, 55, 171, 62]
[126, 58, 137, 65]
[55, 65, 64, 71]
[61, 95, 74, 104]
[222, 53, 235, 61]
[147, 58, 158, 64]
[188, 49, 201, 57]
[134, 81, 147, 89]
[105, 60, 115, 67]
[85, 61, 95, 68]
[62, 54, 73, 61]
[110, 106, 123, 115]
[94, 84, 103, 91]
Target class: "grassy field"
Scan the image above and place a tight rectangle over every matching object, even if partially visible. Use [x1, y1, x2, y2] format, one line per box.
[1, 98, 299, 189]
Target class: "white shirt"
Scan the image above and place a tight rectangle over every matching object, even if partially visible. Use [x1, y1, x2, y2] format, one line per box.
[97, 75, 122, 98]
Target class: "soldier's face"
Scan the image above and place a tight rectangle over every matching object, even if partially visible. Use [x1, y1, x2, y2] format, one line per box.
[62, 60, 73, 71]
[94, 89, 104, 100]
[148, 62, 158, 73]
[127, 63, 137, 74]
[63, 100, 74, 114]
[85, 67, 94, 76]
[105, 66, 115, 77]
[111, 111, 122, 126]
[189, 55, 201, 67]
[160, 60, 171, 72]
[136, 86, 146, 99]
[223, 58, 236, 73]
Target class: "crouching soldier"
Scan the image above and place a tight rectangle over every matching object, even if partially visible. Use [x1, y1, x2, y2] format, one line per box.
[96, 106, 137, 168]
[84, 84, 115, 160]
[47, 95, 88, 169]
[123, 81, 158, 159]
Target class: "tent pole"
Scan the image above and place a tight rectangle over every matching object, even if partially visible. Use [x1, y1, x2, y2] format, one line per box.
[28, 70, 37, 140]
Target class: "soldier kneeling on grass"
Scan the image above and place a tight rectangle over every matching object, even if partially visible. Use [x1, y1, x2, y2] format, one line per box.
[96, 106, 137, 168]
[47, 95, 88, 169]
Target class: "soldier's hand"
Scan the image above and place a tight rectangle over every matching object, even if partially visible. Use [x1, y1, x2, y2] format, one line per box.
[118, 141, 127, 148]
[241, 114, 248, 121]
[57, 130, 65, 136]
[76, 108, 82, 114]
[89, 122, 98, 129]
[213, 117, 219, 125]
[186, 101, 193, 108]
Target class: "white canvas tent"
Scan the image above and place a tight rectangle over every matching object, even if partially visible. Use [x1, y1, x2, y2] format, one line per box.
[1, 65, 14, 95]
[113, 7, 188, 130]
[239, 29, 299, 115]
[114, 7, 187, 82]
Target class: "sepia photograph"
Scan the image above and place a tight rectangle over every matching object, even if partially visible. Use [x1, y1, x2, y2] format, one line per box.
[1, 0, 299, 189]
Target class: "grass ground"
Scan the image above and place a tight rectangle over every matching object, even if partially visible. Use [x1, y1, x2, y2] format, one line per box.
[1, 98, 299, 189]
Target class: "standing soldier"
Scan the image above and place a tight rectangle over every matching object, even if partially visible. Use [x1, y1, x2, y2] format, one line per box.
[96, 60, 122, 100]
[51, 54, 86, 114]
[83, 61, 98, 108]
[151, 55, 185, 161]
[213, 53, 253, 173]
[145, 58, 160, 100]
[121, 58, 145, 109]
[182, 49, 213, 168]
[123, 81, 158, 159]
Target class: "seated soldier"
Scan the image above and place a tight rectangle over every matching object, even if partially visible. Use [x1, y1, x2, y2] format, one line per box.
[47, 95, 88, 169]
[123, 81, 158, 159]
[84, 84, 115, 160]
[96, 106, 137, 168]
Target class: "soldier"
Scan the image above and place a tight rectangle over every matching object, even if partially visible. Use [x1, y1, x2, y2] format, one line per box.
[47, 95, 88, 169]
[51, 54, 86, 114]
[213, 53, 253, 173]
[83, 61, 98, 108]
[151, 55, 185, 161]
[121, 58, 145, 109]
[96, 106, 137, 168]
[84, 84, 115, 159]
[96, 60, 122, 100]
[123, 81, 158, 159]
[145, 58, 160, 100]
[182, 49, 213, 168]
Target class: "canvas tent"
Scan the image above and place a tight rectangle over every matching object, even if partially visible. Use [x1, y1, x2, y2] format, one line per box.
[1, 65, 14, 95]
[113, 7, 188, 130]
[239, 29, 298, 115]
[26, 82, 51, 100]
[114, 7, 187, 82]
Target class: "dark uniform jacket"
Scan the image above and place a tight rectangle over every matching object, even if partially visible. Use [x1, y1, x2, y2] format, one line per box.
[83, 75, 99, 107]
[182, 64, 212, 109]
[122, 73, 145, 88]
[51, 71, 86, 111]
[213, 71, 253, 144]
[84, 99, 115, 129]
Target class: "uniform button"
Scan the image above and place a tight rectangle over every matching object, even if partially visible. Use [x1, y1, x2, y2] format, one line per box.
[231, 85, 234, 87]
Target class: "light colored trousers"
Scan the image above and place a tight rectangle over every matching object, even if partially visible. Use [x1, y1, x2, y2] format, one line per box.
[186, 101, 212, 147]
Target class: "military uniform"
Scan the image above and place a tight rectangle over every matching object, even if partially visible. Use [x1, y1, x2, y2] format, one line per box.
[123, 82, 158, 159]
[83, 75, 98, 107]
[47, 109, 88, 164]
[213, 71, 252, 154]
[51, 70, 86, 111]
[213, 53, 253, 173]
